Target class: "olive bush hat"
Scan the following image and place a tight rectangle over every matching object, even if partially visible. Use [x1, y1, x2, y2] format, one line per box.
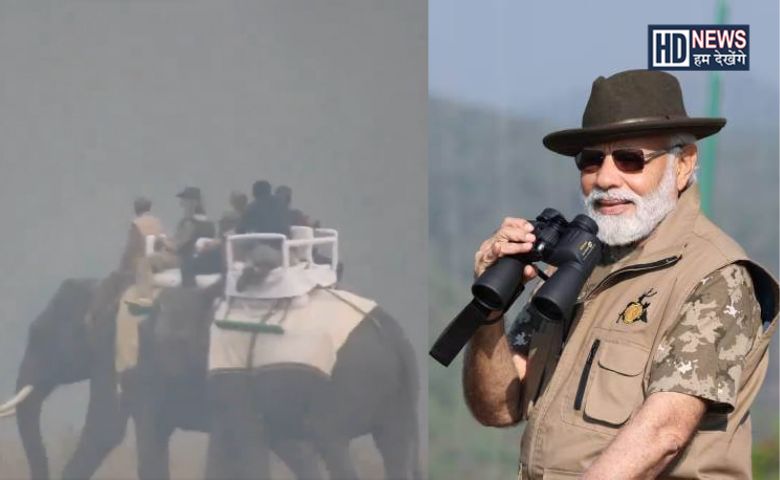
[543, 70, 726, 156]
[176, 186, 202, 200]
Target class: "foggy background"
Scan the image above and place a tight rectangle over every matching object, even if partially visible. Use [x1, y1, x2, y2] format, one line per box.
[0, 1, 426, 478]
[429, 0, 779, 478]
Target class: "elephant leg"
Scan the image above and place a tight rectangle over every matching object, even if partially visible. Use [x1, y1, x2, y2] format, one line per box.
[252, 368, 327, 480]
[373, 419, 418, 480]
[62, 371, 128, 479]
[133, 386, 174, 480]
[205, 429, 238, 480]
[134, 414, 173, 480]
[208, 372, 271, 479]
[61, 397, 128, 479]
[270, 437, 323, 480]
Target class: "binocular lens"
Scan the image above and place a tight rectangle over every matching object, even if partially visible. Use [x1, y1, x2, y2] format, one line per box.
[471, 255, 528, 311]
[471, 285, 504, 311]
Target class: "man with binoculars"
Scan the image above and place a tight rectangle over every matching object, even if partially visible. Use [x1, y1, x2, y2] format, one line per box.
[463, 70, 778, 479]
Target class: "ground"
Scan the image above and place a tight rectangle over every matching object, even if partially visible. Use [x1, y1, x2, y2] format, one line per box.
[0, 425, 385, 480]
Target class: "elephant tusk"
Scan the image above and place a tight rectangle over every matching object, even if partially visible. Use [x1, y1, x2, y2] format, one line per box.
[0, 407, 15, 418]
[0, 385, 33, 413]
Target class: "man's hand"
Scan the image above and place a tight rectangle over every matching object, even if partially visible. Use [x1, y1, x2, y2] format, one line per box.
[196, 238, 221, 254]
[159, 235, 175, 252]
[474, 217, 539, 283]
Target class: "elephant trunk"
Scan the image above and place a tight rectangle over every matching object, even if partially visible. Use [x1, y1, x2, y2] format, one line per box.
[16, 357, 53, 480]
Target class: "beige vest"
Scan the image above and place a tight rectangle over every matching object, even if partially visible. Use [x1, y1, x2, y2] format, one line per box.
[133, 213, 164, 237]
[519, 186, 779, 479]
[119, 213, 165, 272]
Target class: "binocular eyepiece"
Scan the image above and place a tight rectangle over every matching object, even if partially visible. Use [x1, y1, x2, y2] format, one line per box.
[430, 208, 602, 367]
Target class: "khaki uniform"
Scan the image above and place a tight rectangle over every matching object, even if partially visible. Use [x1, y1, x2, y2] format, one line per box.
[135, 214, 215, 298]
[218, 210, 242, 237]
[513, 185, 778, 479]
[118, 213, 165, 273]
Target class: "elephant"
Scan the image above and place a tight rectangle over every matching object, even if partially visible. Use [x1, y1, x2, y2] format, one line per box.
[3, 272, 421, 480]
[3, 272, 220, 480]
[3, 275, 131, 480]
[139, 285, 422, 479]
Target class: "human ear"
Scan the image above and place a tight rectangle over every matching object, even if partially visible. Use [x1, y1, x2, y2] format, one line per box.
[676, 144, 697, 191]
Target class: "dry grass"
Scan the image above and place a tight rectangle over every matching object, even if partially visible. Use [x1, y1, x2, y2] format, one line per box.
[0, 426, 385, 479]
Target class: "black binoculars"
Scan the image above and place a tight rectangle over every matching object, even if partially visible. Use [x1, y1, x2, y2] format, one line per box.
[430, 208, 602, 367]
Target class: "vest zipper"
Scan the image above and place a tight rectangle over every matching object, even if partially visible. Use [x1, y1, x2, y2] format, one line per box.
[584, 256, 680, 302]
[573, 339, 600, 410]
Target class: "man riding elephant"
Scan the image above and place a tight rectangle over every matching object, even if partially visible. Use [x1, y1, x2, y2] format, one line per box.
[218, 190, 249, 237]
[274, 184, 315, 228]
[129, 186, 216, 308]
[118, 197, 165, 275]
[237, 180, 290, 236]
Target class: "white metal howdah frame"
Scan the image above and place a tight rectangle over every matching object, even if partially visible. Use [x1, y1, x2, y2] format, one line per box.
[224, 227, 339, 300]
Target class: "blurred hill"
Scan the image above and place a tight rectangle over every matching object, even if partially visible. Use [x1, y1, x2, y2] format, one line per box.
[429, 94, 779, 479]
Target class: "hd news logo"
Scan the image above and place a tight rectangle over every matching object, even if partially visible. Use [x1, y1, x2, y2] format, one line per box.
[648, 25, 749, 71]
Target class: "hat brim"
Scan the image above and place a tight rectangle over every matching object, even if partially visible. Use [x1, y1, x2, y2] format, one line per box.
[543, 117, 726, 156]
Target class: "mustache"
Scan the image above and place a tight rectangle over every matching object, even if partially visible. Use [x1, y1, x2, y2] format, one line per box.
[585, 188, 642, 208]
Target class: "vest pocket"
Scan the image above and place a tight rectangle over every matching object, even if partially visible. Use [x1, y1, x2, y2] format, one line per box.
[581, 341, 647, 427]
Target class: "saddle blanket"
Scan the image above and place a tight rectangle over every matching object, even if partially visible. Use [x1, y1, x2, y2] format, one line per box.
[115, 285, 161, 374]
[208, 288, 377, 376]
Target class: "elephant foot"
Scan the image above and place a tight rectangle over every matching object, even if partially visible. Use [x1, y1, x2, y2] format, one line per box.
[373, 422, 420, 480]
[315, 439, 359, 480]
[271, 438, 324, 479]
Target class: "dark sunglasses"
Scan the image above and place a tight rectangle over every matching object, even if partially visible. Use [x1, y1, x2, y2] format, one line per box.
[575, 144, 682, 173]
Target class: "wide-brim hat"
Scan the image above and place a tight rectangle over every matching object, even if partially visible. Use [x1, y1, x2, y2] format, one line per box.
[176, 186, 202, 200]
[543, 70, 726, 156]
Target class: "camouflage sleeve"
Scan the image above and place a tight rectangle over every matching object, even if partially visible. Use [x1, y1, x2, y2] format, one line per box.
[647, 264, 763, 413]
[506, 305, 541, 357]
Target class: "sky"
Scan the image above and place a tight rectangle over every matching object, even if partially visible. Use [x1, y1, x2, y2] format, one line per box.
[430, 0, 779, 119]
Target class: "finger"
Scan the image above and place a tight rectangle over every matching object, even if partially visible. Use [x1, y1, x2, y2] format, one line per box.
[500, 217, 534, 231]
[482, 249, 497, 265]
[496, 227, 536, 244]
[479, 244, 498, 265]
[475, 242, 489, 265]
[523, 264, 538, 280]
[493, 240, 534, 257]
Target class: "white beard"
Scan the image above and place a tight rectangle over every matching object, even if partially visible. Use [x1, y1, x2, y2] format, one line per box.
[583, 157, 678, 247]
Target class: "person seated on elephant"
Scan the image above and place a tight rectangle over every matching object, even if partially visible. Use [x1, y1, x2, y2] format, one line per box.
[128, 187, 216, 309]
[235, 242, 284, 292]
[218, 190, 249, 237]
[274, 185, 314, 227]
[118, 197, 165, 275]
[272, 184, 343, 278]
[236, 180, 290, 237]
[231, 181, 293, 292]
[192, 190, 249, 277]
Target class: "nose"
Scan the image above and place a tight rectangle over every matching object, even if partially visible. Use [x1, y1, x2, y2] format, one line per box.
[593, 154, 624, 191]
